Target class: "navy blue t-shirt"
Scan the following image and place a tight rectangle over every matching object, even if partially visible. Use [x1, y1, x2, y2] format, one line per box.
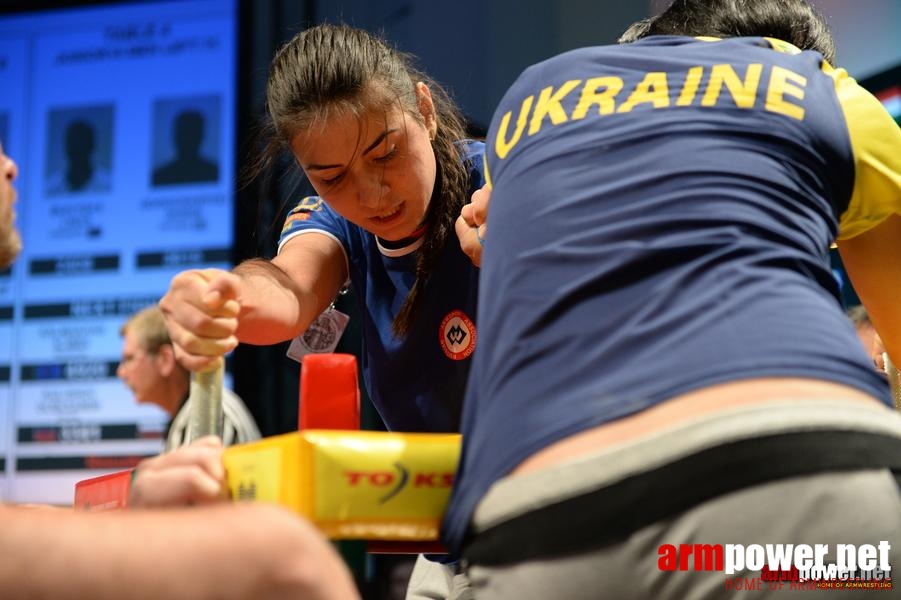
[279, 141, 486, 433]
[442, 37, 897, 555]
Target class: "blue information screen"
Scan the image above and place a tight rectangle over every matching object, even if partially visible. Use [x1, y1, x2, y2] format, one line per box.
[0, 0, 237, 504]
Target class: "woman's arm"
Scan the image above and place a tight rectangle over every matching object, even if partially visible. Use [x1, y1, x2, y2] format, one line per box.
[160, 232, 346, 371]
[837, 214, 901, 369]
[238, 232, 348, 344]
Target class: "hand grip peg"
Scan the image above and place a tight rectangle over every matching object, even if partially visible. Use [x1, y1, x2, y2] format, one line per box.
[189, 362, 224, 441]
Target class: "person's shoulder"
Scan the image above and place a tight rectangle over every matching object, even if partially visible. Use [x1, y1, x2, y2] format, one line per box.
[508, 41, 635, 89]
[458, 139, 486, 162]
[284, 195, 337, 219]
[519, 44, 603, 75]
[281, 195, 340, 232]
[457, 139, 488, 189]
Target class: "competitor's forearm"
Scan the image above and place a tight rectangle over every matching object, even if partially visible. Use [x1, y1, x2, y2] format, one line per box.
[232, 258, 318, 345]
[838, 214, 901, 370]
[0, 503, 360, 600]
[232, 231, 347, 346]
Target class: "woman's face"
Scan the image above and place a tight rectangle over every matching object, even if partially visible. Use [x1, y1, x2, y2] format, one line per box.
[290, 83, 437, 241]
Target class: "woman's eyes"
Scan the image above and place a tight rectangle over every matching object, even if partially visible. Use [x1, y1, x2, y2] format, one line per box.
[318, 146, 397, 183]
[374, 146, 397, 163]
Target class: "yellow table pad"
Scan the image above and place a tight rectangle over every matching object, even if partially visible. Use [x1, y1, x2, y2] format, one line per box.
[223, 430, 461, 540]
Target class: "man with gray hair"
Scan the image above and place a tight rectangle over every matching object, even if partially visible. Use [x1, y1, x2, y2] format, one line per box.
[118, 304, 260, 450]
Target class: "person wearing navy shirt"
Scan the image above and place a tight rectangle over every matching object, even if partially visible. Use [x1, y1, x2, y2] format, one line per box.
[158, 23, 484, 599]
[446, 1, 901, 597]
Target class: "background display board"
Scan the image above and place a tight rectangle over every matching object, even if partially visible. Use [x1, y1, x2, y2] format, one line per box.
[0, 0, 237, 504]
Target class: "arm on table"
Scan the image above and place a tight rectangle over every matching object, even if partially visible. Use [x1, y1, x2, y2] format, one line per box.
[0, 502, 360, 600]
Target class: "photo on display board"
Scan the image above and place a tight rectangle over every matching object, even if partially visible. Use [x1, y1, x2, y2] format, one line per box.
[150, 94, 221, 187]
[44, 105, 114, 197]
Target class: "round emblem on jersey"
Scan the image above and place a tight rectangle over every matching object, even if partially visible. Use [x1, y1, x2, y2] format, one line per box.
[439, 310, 476, 361]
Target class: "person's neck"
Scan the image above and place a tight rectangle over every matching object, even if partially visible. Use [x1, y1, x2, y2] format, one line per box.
[377, 224, 427, 250]
[159, 378, 190, 418]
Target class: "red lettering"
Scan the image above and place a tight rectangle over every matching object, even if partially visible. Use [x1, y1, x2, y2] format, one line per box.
[414, 473, 439, 487]
[679, 544, 694, 571]
[344, 471, 366, 486]
[413, 472, 454, 488]
[790, 580, 818, 590]
[693, 544, 724, 571]
[728, 576, 765, 590]
[762, 566, 799, 581]
[344, 471, 395, 486]
[658, 544, 678, 571]
[369, 472, 394, 486]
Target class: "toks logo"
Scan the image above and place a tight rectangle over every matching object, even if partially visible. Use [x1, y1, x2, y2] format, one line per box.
[344, 462, 454, 504]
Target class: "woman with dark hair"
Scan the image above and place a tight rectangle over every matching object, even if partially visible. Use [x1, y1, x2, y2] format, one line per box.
[156, 23, 485, 598]
[447, 0, 901, 597]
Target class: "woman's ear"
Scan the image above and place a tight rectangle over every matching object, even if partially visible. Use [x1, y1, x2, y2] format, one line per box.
[415, 82, 437, 139]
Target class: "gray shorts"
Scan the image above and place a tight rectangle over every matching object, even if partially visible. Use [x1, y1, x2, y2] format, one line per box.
[405, 555, 473, 600]
[463, 400, 901, 599]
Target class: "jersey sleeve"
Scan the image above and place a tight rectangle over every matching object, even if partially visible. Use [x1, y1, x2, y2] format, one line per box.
[277, 195, 349, 254]
[828, 66, 901, 240]
[276, 196, 352, 288]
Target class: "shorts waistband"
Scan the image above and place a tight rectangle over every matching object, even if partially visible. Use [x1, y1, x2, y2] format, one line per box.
[472, 399, 901, 531]
[465, 400, 901, 565]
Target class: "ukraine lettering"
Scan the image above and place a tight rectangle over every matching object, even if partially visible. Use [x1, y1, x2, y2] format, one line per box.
[496, 63, 808, 159]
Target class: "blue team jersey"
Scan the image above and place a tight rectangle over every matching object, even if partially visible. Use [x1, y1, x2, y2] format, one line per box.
[279, 141, 486, 433]
[442, 37, 901, 554]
